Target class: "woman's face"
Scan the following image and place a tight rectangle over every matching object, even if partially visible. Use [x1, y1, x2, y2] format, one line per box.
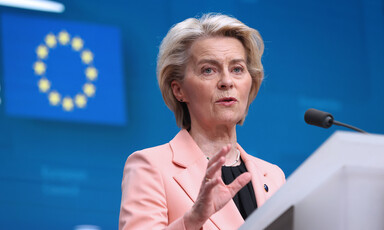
[172, 36, 252, 129]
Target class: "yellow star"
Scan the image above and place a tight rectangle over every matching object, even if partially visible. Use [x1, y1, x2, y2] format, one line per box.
[71, 37, 84, 51]
[36, 45, 48, 59]
[33, 61, 46, 75]
[81, 50, 93, 64]
[75, 94, 87, 108]
[58, 30, 70, 45]
[45, 33, 57, 48]
[85, 67, 98, 81]
[62, 96, 74, 111]
[48, 91, 61, 106]
[83, 83, 96, 97]
[38, 78, 51, 92]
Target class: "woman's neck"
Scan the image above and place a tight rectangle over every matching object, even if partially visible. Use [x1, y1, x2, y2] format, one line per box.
[188, 122, 240, 166]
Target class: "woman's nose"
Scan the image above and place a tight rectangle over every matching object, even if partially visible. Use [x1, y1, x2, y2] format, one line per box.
[218, 70, 234, 90]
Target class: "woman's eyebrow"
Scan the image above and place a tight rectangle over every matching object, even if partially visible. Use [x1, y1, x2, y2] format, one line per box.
[196, 58, 246, 65]
[196, 59, 220, 66]
[229, 59, 246, 64]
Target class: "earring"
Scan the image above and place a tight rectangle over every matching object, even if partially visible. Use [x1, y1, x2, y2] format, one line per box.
[179, 99, 183, 102]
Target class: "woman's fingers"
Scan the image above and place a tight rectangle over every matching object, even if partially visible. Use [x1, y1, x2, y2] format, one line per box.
[205, 156, 225, 180]
[203, 176, 221, 191]
[227, 172, 252, 197]
[192, 147, 252, 225]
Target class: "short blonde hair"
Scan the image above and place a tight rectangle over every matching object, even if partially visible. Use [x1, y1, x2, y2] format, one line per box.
[157, 13, 264, 129]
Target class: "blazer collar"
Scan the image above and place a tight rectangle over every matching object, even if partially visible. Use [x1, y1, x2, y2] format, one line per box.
[170, 129, 204, 168]
[169, 129, 208, 205]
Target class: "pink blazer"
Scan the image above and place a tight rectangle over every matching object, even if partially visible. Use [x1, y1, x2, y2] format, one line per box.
[119, 130, 285, 230]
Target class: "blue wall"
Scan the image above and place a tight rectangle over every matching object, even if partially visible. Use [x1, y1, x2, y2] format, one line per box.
[0, 0, 383, 229]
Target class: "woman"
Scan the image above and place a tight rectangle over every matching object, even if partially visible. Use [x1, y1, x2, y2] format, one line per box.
[119, 13, 285, 230]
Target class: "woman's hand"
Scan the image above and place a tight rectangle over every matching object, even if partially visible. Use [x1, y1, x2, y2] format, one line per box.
[183, 144, 252, 229]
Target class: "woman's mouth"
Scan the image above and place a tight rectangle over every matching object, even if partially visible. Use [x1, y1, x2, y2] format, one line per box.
[216, 97, 238, 106]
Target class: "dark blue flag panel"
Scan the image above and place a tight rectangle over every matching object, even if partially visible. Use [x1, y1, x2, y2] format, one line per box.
[1, 13, 126, 125]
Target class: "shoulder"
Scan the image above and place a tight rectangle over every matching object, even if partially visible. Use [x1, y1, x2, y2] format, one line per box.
[248, 155, 281, 170]
[244, 153, 286, 184]
[121, 143, 175, 198]
[124, 143, 173, 171]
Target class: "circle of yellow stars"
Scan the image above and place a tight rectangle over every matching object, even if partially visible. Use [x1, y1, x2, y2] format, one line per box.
[33, 30, 98, 112]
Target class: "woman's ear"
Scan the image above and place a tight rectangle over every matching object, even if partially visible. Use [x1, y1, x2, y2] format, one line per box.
[171, 80, 186, 102]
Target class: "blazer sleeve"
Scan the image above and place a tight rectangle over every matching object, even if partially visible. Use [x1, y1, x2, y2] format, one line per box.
[119, 151, 186, 230]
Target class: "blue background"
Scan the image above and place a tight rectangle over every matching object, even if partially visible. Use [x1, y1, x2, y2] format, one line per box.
[0, 0, 384, 229]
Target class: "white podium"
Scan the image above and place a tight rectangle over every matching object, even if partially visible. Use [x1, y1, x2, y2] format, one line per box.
[240, 131, 384, 230]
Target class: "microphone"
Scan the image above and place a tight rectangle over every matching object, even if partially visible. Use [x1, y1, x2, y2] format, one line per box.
[304, 108, 367, 133]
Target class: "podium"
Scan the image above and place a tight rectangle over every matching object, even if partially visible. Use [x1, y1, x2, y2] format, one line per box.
[240, 131, 384, 230]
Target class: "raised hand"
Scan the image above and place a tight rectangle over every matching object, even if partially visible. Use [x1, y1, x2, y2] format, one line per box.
[183, 144, 252, 229]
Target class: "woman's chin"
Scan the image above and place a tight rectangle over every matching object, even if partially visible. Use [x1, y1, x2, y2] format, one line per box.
[211, 116, 242, 127]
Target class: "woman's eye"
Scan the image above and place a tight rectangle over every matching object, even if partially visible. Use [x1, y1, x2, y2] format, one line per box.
[233, 67, 243, 73]
[202, 67, 214, 75]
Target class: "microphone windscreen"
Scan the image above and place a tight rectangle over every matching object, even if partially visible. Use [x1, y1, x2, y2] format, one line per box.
[304, 108, 334, 128]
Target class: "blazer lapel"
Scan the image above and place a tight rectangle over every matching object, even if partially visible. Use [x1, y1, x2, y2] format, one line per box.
[170, 130, 244, 229]
[171, 130, 206, 203]
[173, 157, 206, 204]
[237, 144, 268, 207]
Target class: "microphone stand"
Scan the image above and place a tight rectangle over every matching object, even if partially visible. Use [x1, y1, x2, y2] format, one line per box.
[332, 120, 368, 134]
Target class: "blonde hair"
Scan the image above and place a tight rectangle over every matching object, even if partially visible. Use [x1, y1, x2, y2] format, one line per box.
[157, 13, 264, 129]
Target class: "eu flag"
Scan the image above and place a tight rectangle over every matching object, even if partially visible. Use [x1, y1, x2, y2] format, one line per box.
[1, 13, 126, 125]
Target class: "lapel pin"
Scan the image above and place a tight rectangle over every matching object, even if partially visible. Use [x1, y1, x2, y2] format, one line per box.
[264, 184, 269, 192]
